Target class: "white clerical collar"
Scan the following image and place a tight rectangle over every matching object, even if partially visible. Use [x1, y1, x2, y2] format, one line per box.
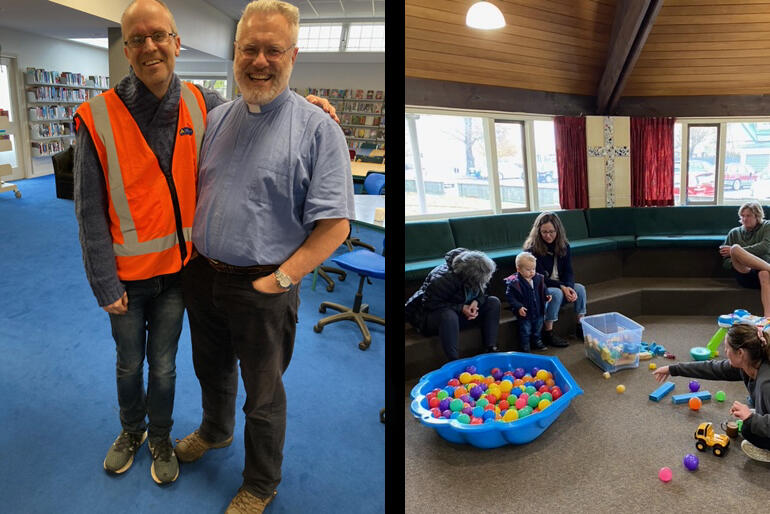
[245, 102, 261, 113]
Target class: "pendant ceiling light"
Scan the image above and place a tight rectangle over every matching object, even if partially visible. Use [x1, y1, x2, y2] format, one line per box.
[466, 1, 506, 30]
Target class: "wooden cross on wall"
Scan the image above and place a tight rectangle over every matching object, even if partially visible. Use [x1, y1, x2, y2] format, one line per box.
[587, 117, 629, 207]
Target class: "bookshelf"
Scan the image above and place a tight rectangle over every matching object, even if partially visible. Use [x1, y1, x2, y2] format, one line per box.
[0, 110, 21, 198]
[292, 87, 385, 153]
[24, 68, 109, 158]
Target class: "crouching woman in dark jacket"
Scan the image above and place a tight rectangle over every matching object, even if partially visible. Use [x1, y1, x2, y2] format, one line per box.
[405, 248, 501, 361]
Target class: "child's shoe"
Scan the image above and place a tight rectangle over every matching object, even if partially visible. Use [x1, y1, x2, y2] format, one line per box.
[531, 339, 547, 351]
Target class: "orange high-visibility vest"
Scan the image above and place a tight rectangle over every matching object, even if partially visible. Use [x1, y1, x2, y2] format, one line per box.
[75, 83, 206, 281]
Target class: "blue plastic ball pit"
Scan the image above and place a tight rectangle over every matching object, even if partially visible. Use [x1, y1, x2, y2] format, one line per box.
[411, 352, 584, 449]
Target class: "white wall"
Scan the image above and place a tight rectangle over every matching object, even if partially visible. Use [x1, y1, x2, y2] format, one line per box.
[1, 27, 108, 179]
[290, 62, 385, 92]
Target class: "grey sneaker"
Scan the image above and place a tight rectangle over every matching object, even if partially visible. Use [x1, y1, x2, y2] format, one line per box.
[104, 430, 147, 474]
[174, 429, 233, 463]
[148, 437, 179, 484]
[741, 439, 770, 462]
[225, 489, 277, 514]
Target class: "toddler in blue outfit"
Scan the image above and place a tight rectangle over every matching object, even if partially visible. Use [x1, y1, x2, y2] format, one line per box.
[505, 252, 551, 352]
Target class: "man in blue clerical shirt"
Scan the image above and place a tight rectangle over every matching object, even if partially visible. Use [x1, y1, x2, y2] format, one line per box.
[175, 1, 355, 513]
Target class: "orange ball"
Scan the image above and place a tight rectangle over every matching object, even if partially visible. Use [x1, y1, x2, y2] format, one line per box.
[689, 397, 702, 411]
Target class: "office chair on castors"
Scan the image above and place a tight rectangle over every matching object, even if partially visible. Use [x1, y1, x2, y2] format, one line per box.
[313, 248, 385, 350]
[315, 265, 346, 292]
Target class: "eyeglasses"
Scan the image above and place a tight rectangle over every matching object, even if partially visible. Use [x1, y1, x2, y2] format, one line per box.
[236, 44, 294, 62]
[540, 230, 557, 235]
[124, 31, 177, 48]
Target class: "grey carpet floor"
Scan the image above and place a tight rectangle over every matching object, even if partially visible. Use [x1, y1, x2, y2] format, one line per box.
[405, 315, 770, 513]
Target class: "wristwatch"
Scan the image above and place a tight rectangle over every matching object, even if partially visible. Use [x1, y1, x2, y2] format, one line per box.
[274, 269, 293, 290]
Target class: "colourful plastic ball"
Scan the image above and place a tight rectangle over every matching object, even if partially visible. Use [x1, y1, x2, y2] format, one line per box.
[513, 368, 525, 379]
[476, 397, 489, 408]
[482, 410, 496, 421]
[518, 406, 533, 418]
[465, 365, 477, 374]
[527, 395, 540, 408]
[472, 406, 484, 418]
[431, 408, 442, 418]
[538, 398, 552, 410]
[602, 371, 611, 379]
[658, 467, 672, 482]
[689, 380, 700, 393]
[540, 392, 553, 402]
[491, 368, 503, 380]
[442, 410, 452, 418]
[498, 400, 510, 411]
[457, 413, 471, 424]
[530, 367, 540, 377]
[450, 412, 460, 419]
[429, 397, 440, 409]
[486, 394, 498, 405]
[715, 390, 726, 402]
[551, 387, 563, 401]
[470, 385, 483, 400]
[502, 408, 519, 422]
[515, 397, 527, 410]
[683, 454, 699, 471]
[449, 398, 463, 412]
[448, 378, 460, 387]
[461, 406, 473, 416]
[688, 397, 702, 411]
[436, 390, 449, 400]
[459, 372, 472, 384]
[649, 363, 657, 370]
[525, 385, 537, 395]
[616, 384, 626, 394]
[536, 369, 549, 381]
[470, 417, 483, 425]
[499, 380, 513, 393]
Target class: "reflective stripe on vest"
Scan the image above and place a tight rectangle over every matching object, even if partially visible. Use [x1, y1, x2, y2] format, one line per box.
[77, 83, 206, 279]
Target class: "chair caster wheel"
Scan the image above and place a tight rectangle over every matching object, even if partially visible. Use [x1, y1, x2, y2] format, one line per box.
[15, 191, 21, 199]
[361, 305, 369, 313]
[358, 341, 370, 350]
[313, 324, 322, 333]
[326, 284, 334, 292]
[319, 305, 326, 313]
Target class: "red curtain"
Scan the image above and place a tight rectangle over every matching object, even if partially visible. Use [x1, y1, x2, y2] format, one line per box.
[554, 116, 588, 209]
[631, 117, 675, 206]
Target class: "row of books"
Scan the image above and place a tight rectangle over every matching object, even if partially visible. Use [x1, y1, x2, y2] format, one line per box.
[330, 100, 384, 114]
[25, 68, 109, 89]
[30, 122, 72, 139]
[294, 87, 384, 100]
[340, 114, 383, 127]
[31, 139, 67, 157]
[29, 105, 75, 121]
[26, 87, 101, 103]
[349, 140, 385, 151]
[343, 127, 384, 140]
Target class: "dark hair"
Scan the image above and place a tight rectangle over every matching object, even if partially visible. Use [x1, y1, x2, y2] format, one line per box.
[523, 211, 569, 257]
[451, 250, 496, 295]
[726, 323, 770, 365]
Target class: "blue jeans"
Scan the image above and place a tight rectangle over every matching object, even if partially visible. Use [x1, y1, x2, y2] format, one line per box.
[108, 272, 183, 440]
[518, 315, 544, 351]
[545, 283, 587, 322]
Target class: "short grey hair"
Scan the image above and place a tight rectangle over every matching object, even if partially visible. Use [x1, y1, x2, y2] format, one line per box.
[452, 250, 496, 293]
[236, 0, 300, 45]
[739, 201, 764, 224]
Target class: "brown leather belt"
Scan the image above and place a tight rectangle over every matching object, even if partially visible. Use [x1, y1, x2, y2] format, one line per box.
[202, 255, 278, 276]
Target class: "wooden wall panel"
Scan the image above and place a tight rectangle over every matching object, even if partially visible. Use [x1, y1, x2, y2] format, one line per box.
[405, 0, 614, 95]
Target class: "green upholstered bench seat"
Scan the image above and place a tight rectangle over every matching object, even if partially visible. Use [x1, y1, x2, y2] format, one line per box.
[635, 235, 725, 248]
[569, 238, 619, 255]
[405, 259, 446, 281]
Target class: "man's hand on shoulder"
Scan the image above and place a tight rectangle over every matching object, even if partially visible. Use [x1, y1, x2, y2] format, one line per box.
[305, 94, 340, 124]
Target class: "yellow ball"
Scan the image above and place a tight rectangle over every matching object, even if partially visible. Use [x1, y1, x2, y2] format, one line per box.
[499, 380, 513, 393]
[536, 370, 549, 380]
[649, 362, 657, 370]
[502, 409, 519, 422]
[603, 372, 611, 379]
[459, 372, 472, 384]
[538, 399, 551, 410]
[616, 384, 626, 394]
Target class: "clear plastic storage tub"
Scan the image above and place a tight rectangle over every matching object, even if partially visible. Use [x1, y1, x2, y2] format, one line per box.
[581, 312, 643, 373]
[410, 352, 583, 449]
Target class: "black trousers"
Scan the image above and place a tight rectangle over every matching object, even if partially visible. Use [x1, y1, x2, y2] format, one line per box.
[182, 256, 299, 498]
[423, 296, 500, 360]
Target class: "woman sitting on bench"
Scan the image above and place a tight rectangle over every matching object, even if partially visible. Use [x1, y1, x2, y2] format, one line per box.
[523, 211, 587, 347]
[405, 248, 501, 361]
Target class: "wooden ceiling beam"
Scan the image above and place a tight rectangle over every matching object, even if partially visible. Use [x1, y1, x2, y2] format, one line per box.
[595, 0, 663, 114]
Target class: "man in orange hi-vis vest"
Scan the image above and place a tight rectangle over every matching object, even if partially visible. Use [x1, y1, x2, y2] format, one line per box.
[73, 0, 335, 487]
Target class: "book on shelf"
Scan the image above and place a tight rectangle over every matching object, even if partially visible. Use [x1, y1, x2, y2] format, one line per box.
[375, 90, 384, 100]
[25, 67, 109, 89]
[366, 90, 374, 99]
[354, 89, 364, 99]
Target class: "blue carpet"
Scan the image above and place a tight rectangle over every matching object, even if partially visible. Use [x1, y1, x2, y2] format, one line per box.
[0, 176, 385, 513]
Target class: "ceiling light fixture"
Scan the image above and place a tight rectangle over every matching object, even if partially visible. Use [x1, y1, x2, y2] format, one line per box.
[466, 1, 505, 30]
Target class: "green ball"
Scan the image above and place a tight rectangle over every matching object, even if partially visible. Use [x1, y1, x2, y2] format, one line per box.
[518, 406, 533, 418]
[540, 392, 553, 402]
[476, 397, 489, 408]
[437, 390, 448, 400]
[715, 390, 726, 402]
[527, 395, 540, 408]
[450, 398, 464, 412]
[525, 385, 537, 395]
[457, 413, 471, 424]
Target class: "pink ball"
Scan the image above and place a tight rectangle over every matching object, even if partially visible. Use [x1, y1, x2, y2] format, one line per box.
[658, 467, 672, 482]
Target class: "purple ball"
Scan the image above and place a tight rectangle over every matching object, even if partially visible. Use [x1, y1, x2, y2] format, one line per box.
[533, 380, 545, 389]
[462, 406, 473, 415]
[465, 365, 477, 374]
[470, 385, 483, 400]
[442, 409, 452, 418]
[439, 398, 451, 411]
[683, 453, 699, 471]
[480, 382, 488, 391]
[460, 394, 472, 404]
[689, 380, 700, 393]
[531, 367, 540, 377]
[513, 368, 526, 379]
[492, 369, 503, 380]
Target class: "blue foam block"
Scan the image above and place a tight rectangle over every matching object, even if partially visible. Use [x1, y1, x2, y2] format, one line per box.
[649, 382, 675, 401]
[671, 391, 711, 404]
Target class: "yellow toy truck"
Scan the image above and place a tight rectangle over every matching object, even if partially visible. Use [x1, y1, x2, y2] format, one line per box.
[694, 422, 730, 456]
